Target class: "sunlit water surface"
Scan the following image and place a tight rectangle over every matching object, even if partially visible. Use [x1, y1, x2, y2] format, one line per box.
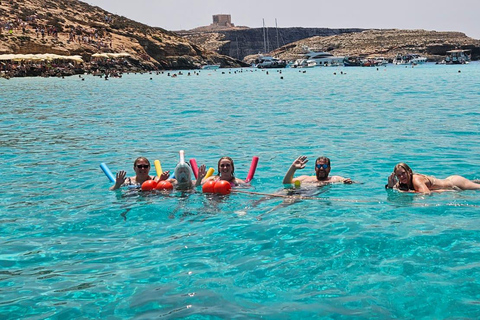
[1, 63, 480, 319]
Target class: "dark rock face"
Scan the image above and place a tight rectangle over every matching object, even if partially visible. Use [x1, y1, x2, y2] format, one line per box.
[180, 28, 365, 60]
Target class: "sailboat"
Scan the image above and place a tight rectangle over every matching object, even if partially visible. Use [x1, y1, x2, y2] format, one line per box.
[254, 19, 286, 69]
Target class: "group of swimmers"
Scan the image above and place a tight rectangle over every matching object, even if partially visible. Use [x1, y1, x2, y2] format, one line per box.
[110, 155, 480, 194]
[110, 156, 245, 191]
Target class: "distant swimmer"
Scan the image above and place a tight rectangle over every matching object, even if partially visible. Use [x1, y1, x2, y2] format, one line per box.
[386, 162, 480, 193]
[283, 155, 353, 185]
[202, 157, 246, 187]
[110, 157, 167, 190]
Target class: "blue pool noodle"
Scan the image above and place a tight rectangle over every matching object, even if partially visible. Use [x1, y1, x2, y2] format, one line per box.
[100, 163, 116, 183]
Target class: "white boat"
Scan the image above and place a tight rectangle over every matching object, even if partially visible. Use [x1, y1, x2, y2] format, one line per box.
[201, 64, 221, 70]
[291, 59, 317, 68]
[254, 56, 287, 69]
[369, 57, 388, 66]
[300, 48, 345, 67]
[393, 53, 427, 65]
[445, 50, 470, 64]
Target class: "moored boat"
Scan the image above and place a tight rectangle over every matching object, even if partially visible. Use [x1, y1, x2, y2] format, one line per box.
[364, 57, 388, 66]
[301, 48, 345, 67]
[393, 53, 427, 65]
[201, 64, 221, 70]
[445, 49, 471, 64]
[291, 59, 317, 68]
[343, 56, 364, 67]
[254, 56, 287, 69]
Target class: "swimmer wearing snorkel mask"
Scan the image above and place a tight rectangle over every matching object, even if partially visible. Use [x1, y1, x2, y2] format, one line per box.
[167, 150, 206, 191]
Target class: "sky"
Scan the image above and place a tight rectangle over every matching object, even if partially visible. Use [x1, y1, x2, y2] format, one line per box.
[83, 0, 480, 40]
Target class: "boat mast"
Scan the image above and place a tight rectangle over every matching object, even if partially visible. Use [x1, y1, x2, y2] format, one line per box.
[275, 18, 279, 49]
[266, 21, 270, 53]
[262, 19, 267, 54]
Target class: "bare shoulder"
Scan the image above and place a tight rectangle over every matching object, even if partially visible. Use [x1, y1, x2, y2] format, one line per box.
[294, 175, 317, 183]
[235, 178, 246, 184]
[204, 176, 215, 182]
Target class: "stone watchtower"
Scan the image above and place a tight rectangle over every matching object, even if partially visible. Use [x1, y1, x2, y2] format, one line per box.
[212, 14, 234, 28]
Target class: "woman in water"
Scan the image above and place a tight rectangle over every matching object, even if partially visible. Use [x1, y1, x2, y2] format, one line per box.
[110, 157, 168, 190]
[202, 157, 246, 186]
[386, 162, 480, 193]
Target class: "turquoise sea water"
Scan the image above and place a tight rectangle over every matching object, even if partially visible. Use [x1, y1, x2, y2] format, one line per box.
[1, 63, 480, 319]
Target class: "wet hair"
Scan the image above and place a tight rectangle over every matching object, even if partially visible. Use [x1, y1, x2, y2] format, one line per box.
[394, 162, 413, 191]
[133, 157, 150, 168]
[315, 156, 331, 167]
[217, 157, 235, 180]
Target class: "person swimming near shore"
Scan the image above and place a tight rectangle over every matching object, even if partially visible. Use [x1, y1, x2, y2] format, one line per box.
[110, 157, 168, 190]
[282, 155, 353, 185]
[201, 157, 246, 187]
[386, 162, 480, 193]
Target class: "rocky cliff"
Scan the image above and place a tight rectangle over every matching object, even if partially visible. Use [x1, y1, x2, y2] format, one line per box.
[180, 27, 480, 62]
[179, 27, 365, 60]
[272, 29, 480, 62]
[0, 0, 246, 69]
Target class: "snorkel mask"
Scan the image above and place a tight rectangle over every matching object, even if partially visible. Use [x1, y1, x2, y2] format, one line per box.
[174, 150, 192, 184]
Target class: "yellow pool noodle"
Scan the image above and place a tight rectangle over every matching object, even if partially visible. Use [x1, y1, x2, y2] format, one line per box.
[205, 167, 215, 179]
[154, 160, 163, 176]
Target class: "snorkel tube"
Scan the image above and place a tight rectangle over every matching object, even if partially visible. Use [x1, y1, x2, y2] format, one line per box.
[174, 150, 192, 186]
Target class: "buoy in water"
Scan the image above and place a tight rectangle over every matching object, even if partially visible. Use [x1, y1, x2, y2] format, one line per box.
[202, 180, 216, 193]
[141, 180, 157, 191]
[155, 181, 173, 190]
[214, 180, 232, 195]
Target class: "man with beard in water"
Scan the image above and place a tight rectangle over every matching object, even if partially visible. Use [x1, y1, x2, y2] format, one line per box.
[283, 155, 353, 185]
[253, 155, 353, 220]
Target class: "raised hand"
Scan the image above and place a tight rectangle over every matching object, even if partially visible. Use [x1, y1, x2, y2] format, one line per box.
[387, 172, 397, 188]
[111, 170, 127, 190]
[197, 164, 207, 180]
[195, 164, 207, 187]
[292, 155, 308, 170]
[159, 171, 170, 181]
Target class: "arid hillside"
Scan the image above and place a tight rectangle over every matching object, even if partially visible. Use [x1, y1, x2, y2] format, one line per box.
[271, 29, 480, 62]
[0, 0, 246, 69]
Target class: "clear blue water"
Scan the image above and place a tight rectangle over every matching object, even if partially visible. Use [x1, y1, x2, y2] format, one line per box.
[1, 63, 480, 319]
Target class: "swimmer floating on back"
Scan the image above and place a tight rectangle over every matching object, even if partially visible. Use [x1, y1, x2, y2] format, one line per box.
[386, 162, 480, 194]
[110, 157, 169, 190]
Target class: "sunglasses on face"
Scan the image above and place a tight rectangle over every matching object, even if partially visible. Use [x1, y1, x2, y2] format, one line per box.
[136, 164, 149, 169]
[316, 164, 329, 169]
[220, 164, 231, 168]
